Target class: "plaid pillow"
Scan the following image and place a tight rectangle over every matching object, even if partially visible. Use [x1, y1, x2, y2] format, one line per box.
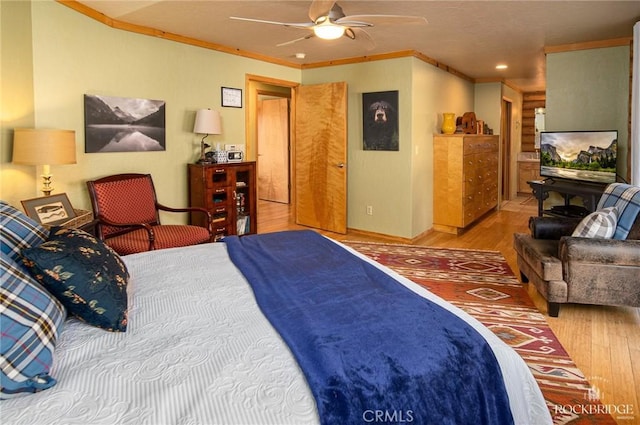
[1, 253, 66, 399]
[0, 201, 48, 263]
[596, 183, 640, 239]
[572, 206, 618, 239]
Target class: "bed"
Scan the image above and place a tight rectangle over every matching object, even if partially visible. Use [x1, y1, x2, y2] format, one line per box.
[1, 202, 551, 425]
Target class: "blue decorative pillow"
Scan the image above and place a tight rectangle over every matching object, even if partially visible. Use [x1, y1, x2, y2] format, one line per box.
[1, 253, 66, 399]
[0, 201, 48, 263]
[21, 227, 129, 332]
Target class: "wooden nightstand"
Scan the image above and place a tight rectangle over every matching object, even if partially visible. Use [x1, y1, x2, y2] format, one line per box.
[43, 209, 97, 235]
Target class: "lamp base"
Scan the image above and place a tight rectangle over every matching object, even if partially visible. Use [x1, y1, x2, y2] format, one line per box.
[41, 173, 53, 196]
[196, 158, 213, 165]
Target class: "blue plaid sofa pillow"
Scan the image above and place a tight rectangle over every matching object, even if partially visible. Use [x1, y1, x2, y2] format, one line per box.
[1, 201, 48, 263]
[596, 183, 640, 240]
[1, 253, 66, 399]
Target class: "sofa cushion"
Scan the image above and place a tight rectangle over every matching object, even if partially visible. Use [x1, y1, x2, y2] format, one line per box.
[1, 253, 66, 399]
[21, 227, 129, 332]
[571, 207, 618, 239]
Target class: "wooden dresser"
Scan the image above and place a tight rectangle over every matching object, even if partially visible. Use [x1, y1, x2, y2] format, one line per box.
[517, 160, 541, 196]
[188, 162, 257, 240]
[433, 134, 499, 234]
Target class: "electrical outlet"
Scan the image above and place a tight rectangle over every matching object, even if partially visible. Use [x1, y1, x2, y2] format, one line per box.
[366, 206, 373, 216]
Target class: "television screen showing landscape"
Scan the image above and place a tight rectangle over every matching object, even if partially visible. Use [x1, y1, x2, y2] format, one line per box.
[540, 130, 617, 184]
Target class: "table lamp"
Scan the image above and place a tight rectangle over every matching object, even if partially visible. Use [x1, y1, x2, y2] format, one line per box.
[193, 109, 222, 164]
[12, 128, 77, 196]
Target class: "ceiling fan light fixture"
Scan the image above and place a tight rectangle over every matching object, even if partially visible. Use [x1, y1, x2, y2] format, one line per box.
[313, 20, 346, 40]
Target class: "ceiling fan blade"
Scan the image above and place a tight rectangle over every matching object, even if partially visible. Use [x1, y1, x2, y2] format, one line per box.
[348, 28, 376, 51]
[337, 15, 428, 26]
[334, 20, 373, 29]
[276, 34, 315, 47]
[230, 16, 313, 30]
[308, 0, 337, 22]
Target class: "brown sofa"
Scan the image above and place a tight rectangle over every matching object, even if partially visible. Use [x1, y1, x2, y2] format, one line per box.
[513, 183, 640, 317]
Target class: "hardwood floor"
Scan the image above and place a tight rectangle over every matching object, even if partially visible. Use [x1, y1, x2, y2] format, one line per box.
[257, 198, 640, 424]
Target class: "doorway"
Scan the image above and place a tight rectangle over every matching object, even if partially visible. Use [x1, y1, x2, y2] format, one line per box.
[500, 98, 512, 201]
[257, 97, 290, 204]
[246, 75, 348, 234]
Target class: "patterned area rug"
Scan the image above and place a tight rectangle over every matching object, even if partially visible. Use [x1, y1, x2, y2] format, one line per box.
[343, 241, 617, 425]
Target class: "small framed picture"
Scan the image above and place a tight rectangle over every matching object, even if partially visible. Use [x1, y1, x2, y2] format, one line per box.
[22, 193, 76, 226]
[221, 87, 242, 108]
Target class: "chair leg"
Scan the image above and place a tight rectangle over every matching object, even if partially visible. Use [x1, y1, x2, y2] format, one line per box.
[547, 302, 560, 317]
[519, 271, 529, 283]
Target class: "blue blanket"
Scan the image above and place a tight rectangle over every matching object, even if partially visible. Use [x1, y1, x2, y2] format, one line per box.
[225, 230, 514, 425]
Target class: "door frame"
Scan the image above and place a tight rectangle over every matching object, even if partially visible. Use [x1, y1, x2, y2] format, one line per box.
[501, 97, 513, 202]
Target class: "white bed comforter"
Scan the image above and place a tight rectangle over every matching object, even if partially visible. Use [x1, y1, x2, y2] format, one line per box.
[2, 240, 551, 425]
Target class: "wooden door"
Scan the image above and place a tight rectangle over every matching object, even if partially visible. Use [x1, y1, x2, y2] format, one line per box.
[295, 82, 347, 234]
[257, 98, 289, 203]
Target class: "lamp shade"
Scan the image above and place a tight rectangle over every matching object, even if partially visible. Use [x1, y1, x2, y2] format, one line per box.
[193, 109, 222, 135]
[12, 128, 77, 165]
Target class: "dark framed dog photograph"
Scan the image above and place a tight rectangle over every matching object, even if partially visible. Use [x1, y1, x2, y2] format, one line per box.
[362, 90, 399, 151]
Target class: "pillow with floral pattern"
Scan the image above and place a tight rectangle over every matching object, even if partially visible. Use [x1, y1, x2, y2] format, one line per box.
[21, 227, 129, 332]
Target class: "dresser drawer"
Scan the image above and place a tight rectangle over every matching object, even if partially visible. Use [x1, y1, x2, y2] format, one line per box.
[463, 137, 498, 155]
[207, 187, 233, 208]
[205, 167, 231, 189]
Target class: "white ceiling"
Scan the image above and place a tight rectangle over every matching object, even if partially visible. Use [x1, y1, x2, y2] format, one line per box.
[75, 1, 640, 92]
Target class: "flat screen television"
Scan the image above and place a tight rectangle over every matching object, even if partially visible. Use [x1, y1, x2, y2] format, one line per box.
[539, 130, 618, 184]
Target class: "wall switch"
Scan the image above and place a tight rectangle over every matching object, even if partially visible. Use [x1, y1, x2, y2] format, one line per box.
[366, 206, 373, 215]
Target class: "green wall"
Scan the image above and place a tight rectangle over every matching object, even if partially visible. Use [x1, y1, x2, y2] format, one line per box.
[1, 0, 481, 239]
[1, 0, 301, 221]
[546, 47, 630, 181]
[302, 58, 474, 238]
[1, 0, 36, 202]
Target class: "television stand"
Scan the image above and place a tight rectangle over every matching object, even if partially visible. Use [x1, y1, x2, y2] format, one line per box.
[527, 179, 607, 217]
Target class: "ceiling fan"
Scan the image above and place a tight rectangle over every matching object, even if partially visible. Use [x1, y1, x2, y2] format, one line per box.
[230, 0, 427, 48]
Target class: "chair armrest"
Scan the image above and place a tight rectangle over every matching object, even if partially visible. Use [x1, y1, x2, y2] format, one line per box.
[156, 204, 212, 221]
[558, 236, 640, 266]
[156, 204, 213, 233]
[529, 216, 582, 240]
[156, 203, 193, 214]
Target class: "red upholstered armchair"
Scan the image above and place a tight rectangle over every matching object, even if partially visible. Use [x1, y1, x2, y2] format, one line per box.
[86, 173, 213, 255]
